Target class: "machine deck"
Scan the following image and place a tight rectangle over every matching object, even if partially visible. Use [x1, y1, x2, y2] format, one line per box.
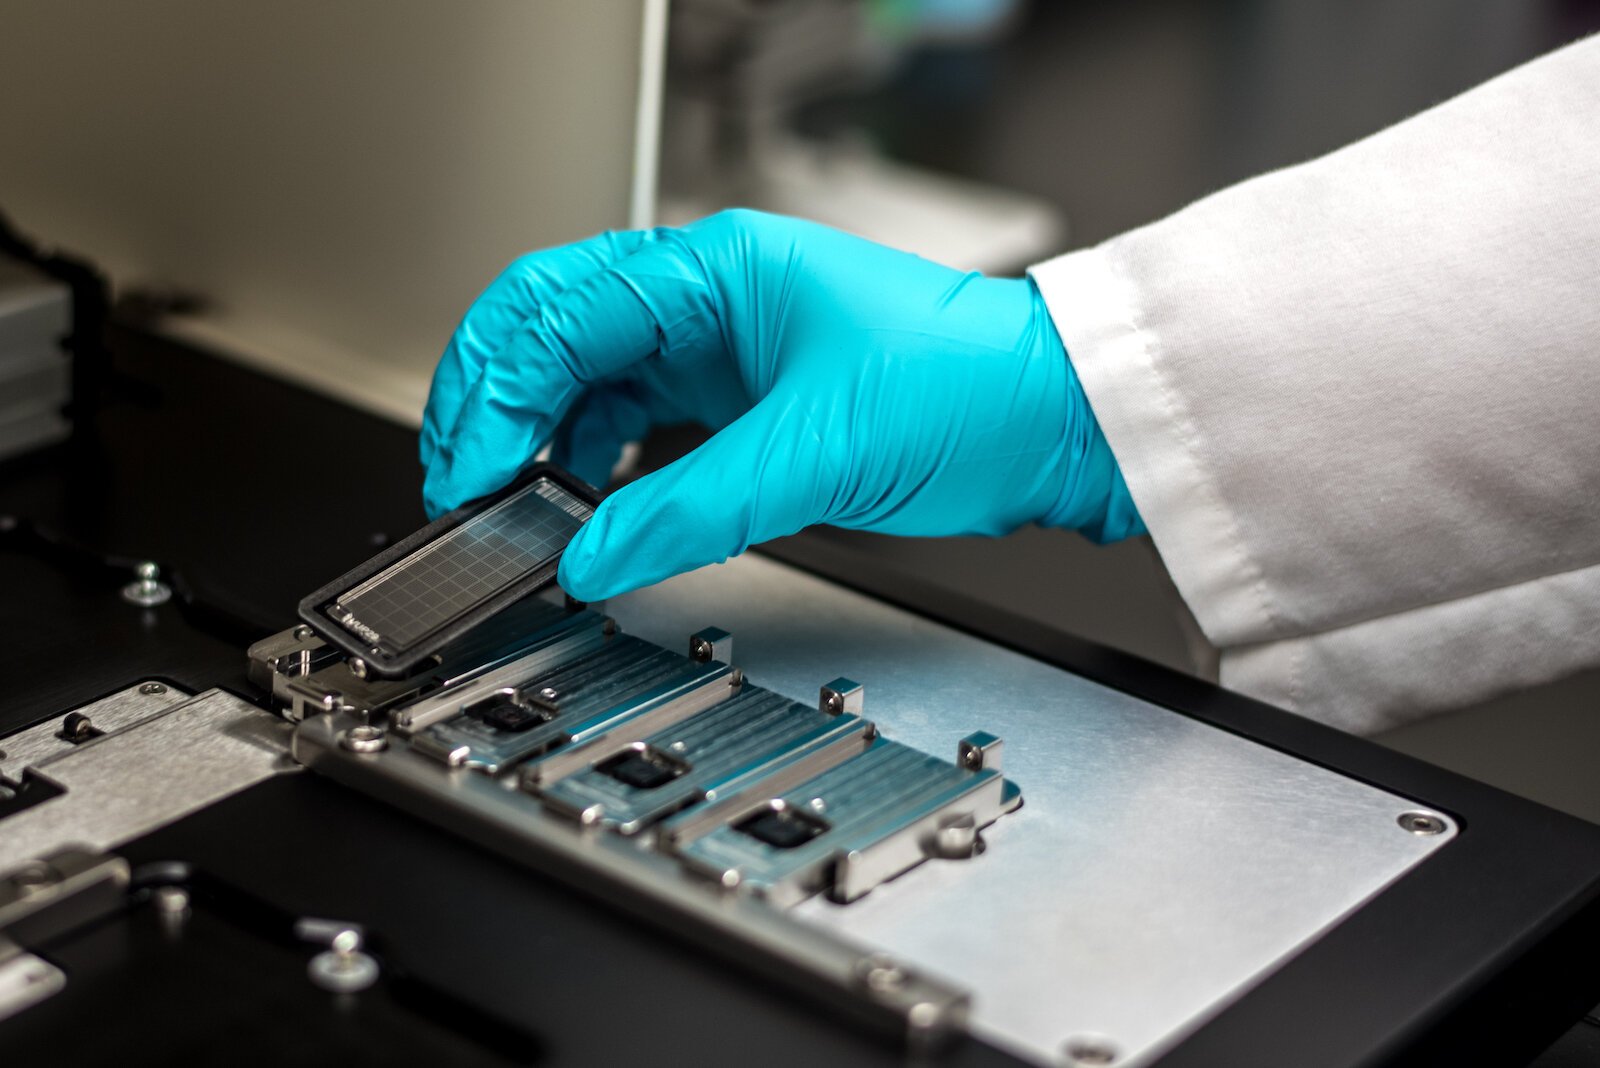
[3, 328, 1596, 1068]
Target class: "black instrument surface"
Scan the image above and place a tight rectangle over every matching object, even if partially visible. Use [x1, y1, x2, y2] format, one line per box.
[3, 774, 1020, 1068]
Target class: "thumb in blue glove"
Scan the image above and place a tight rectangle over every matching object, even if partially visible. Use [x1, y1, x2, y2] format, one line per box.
[421, 210, 1143, 602]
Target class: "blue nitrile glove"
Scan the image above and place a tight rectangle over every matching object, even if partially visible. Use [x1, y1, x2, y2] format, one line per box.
[420, 210, 1143, 602]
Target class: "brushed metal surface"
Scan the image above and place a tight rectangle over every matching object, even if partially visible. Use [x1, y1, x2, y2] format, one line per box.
[0, 682, 189, 782]
[291, 710, 974, 1049]
[609, 554, 1456, 1067]
[0, 688, 288, 872]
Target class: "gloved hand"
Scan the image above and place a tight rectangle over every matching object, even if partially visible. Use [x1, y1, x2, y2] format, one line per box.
[421, 209, 1143, 602]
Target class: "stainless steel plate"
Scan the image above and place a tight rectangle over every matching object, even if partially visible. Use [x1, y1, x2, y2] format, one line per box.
[0, 680, 187, 782]
[0, 687, 288, 873]
[609, 554, 1456, 1067]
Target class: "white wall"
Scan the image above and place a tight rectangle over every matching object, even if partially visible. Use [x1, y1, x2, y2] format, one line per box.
[0, 1, 650, 423]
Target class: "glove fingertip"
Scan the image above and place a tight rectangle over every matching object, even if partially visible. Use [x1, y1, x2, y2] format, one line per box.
[557, 523, 615, 602]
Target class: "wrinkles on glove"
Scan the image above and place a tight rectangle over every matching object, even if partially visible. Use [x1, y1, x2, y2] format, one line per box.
[422, 209, 1144, 599]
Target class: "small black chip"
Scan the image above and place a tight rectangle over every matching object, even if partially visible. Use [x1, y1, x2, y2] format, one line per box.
[597, 746, 689, 790]
[466, 691, 549, 733]
[736, 804, 830, 850]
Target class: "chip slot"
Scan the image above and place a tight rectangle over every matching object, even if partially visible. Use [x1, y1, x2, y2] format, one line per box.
[654, 717, 877, 851]
[516, 666, 743, 792]
[415, 638, 733, 774]
[528, 641, 698, 723]
[390, 611, 611, 734]
[541, 686, 872, 835]
[675, 739, 1014, 907]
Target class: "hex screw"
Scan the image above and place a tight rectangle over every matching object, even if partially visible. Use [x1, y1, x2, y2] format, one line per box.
[61, 712, 96, 742]
[1398, 812, 1448, 836]
[931, 815, 980, 859]
[1062, 1036, 1120, 1066]
[690, 636, 712, 661]
[152, 885, 191, 926]
[9, 861, 58, 894]
[139, 681, 167, 695]
[293, 625, 314, 642]
[857, 954, 907, 995]
[307, 928, 380, 994]
[121, 561, 172, 607]
[154, 886, 190, 913]
[906, 1000, 945, 1034]
[338, 725, 388, 754]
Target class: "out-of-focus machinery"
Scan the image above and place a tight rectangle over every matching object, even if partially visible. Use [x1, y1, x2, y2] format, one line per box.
[658, 0, 1065, 273]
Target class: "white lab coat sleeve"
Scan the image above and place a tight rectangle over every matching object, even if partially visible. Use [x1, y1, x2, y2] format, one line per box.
[1029, 35, 1600, 734]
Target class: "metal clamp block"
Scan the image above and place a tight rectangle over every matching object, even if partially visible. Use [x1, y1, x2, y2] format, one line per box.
[957, 731, 1003, 772]
[689, 627, 733, 664]
[820, 678, 864, 717]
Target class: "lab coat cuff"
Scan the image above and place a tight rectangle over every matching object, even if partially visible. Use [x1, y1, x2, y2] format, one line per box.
[1028, 246, 1279, 650]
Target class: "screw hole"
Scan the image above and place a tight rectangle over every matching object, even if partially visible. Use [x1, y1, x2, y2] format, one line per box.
[1398, 811, 1447, 836]
[1062, 1035, 1119, 1066]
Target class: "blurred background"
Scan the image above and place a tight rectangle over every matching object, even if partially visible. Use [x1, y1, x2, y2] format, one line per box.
[3, 0, 1598, 821]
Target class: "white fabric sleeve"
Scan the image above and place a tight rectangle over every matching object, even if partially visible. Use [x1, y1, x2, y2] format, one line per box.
[1029, 35, 1600, 734]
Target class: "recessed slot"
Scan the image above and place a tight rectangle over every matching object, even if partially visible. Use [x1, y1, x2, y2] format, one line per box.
[0, 771, 66, 820]
[735, 802, 830, 850]
[465, 689, 551, 733]
[596, 744, 690, 790]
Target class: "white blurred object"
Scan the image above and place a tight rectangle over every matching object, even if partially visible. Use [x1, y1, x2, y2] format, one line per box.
[0, 1, 663, 428]
[661, 131, 1063, 274]
[660, 0, 1064, 273]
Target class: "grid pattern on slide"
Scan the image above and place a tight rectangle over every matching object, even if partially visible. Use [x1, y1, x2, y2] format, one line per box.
[335, 479, 591, 651]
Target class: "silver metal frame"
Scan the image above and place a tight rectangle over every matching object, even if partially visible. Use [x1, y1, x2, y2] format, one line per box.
[608, 553, 1461, 1067]
[290, 711, 973, 1050]
[0, 687, 289, 873]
